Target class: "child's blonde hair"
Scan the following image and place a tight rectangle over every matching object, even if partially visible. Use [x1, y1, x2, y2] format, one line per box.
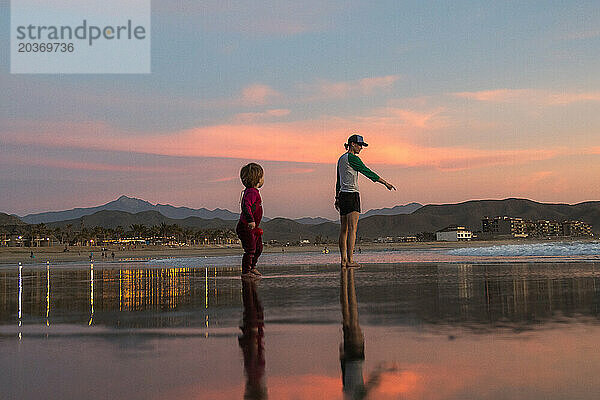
[240, 163, 264, 188]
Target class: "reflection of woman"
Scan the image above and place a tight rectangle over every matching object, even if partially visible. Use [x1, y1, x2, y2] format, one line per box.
[340, 269, 400, 399]
[340, 267, 365, 399]
[239, 278, 267, 399]
[335, 134, 395, 267]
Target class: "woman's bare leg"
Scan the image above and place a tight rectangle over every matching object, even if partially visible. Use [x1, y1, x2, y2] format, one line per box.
[339, 214, 349, 267]
[346, 211, 360, 267]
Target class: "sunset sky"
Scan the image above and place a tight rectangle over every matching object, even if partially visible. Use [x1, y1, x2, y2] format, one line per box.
[1, 1, 600, 219]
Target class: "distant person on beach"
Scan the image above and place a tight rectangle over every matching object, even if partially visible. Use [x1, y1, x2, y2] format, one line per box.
[336, 134, 395, 267]
[237, 163, 265, 279]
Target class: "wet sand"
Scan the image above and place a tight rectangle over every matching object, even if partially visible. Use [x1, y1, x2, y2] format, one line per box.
[2, 262, 600, 399]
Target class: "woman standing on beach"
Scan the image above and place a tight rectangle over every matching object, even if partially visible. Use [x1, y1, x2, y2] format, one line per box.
[335, 134, 395, 267]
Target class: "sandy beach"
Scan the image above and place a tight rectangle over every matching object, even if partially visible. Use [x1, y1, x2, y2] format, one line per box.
[1, 237, 595, 265]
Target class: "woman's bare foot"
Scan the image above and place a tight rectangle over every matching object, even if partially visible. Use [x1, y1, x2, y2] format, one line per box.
[346, 261, 361, 268]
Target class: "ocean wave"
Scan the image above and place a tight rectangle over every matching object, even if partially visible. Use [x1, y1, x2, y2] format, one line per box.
[448, 242, 600, 257]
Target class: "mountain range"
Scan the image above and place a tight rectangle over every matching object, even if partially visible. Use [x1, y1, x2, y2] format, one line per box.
[5, 198, 600, 239]
[0, 212, 26, 226]
[357, 198, 600, 237]
[362, 202, 423, 217]
[42, 210, 338, 242]
[18, 195, 421, 225]
[292, 217, 337, 225]
[20, 195, 241, 224]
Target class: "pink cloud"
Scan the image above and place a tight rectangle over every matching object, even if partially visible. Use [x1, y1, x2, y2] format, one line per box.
[4, 79, 281, 113]
[427, 149, 562, 171]
[1, 113, 575, 173]
[206, 176, 238, 183]
[276, 167, 316, 175]
[239, 84, 281, 106]
[234, 108, 291, 122]
[2, 74, 399, 121]
[352, 106, 449, 130]
[454, 89, 600, 105]
[0, 148, 184, 173]
[357, 75, 401, 94]
[299, 75, 400, 100]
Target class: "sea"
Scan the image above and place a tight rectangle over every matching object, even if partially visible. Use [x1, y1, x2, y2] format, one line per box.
[1, 241, 600, 399]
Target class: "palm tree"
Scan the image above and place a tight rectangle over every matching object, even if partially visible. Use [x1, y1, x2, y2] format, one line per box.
[0, 226, 8, 247]
[159, 222, 169, 239]
[183, 228, 195, 245]
[53, 227, 63, 244]
[31, 223, 48, 247]
[76, 227, 90, 246]
[114, 225, 124, 240]
[92, 226, 105, 245]
[194, 229, 206, 246]
[129, 224, 147, 238]
[65, 224, 74, 245]
[171, 224, 183, 243]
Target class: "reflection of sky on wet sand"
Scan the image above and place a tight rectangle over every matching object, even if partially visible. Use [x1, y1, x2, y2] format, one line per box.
[2, 262, 600, 399]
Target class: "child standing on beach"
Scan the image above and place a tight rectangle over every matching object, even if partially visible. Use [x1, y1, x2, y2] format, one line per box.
[237, 163, 264, 278]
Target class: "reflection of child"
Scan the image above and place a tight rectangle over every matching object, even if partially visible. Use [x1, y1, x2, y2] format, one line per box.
[237, 163, 264, 278]
[239, 278, 266, 399]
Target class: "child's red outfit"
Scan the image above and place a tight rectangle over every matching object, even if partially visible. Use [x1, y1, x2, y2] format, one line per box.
[237, 187, 263, 274]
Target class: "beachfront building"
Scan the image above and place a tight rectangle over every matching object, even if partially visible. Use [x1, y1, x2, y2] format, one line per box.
[436, 226, 472, 242]
[563, 221, 593, 237]
[481, 217, 527, 237]
[533, 220, 562, 237]
[482, 216, 594, 238]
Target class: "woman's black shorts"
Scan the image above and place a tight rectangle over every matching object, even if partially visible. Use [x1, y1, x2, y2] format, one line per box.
[338, 191, 361, 215]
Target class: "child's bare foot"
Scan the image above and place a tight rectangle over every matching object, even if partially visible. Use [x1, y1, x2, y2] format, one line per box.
[346, 261, 361, 268]
[340, 259, 348, 268]
[249, 268, 262, 277]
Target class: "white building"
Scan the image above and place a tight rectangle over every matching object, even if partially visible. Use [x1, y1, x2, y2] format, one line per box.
[436, 226, 472, 242]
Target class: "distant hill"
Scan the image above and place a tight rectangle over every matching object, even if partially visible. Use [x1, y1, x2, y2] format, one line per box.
[44, 210, 339, 242]
[46, 210, 237, 231]
[413, 198, 600, 232]
[20, 198, 600, 240]
[262, 218, 339, 242]
[21, 195, 239, 224]
[0, 213, 26, 226]
[293, 217, 337, 225]
[362, 202, 423, 218]
[357, 198, 600, 237]
[357, 213, 456, 237]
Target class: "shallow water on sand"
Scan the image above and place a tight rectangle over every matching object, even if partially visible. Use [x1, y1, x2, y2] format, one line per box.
[147, 241, 600, 267]
[2, 261, 600, 399]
